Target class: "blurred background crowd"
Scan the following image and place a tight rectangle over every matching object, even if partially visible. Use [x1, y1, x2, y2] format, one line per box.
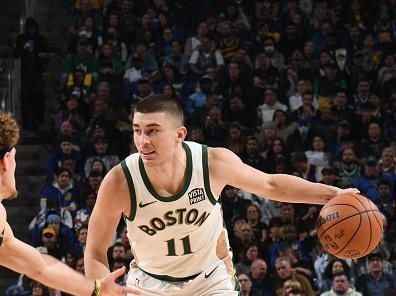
[6, 0, 396, 295]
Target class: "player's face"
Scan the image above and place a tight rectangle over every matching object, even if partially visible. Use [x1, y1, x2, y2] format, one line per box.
[133, 112, 186, 167]
[1, 148, 18, 200]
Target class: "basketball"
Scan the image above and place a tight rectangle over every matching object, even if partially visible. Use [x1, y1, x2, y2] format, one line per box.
[317, 193, 383, 259]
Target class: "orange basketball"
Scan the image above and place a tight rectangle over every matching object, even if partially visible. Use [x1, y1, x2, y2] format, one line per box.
[317, 193, 383, 259]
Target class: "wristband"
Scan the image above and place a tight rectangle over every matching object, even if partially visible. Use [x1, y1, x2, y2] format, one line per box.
[91, 279, 101, 296]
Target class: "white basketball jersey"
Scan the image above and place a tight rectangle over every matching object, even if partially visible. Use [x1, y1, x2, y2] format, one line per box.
[121, 141, 232, 280]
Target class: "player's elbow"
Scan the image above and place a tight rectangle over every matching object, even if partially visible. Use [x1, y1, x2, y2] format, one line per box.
[263, 174, 284, 198]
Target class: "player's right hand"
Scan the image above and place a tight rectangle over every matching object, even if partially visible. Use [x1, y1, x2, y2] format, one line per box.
[99, 266, 142, 295]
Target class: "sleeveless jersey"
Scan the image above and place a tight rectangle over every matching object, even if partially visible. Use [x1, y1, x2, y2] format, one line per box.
[121, 141, 231, 280]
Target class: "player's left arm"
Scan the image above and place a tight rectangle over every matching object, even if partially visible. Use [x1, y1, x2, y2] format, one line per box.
[0, 223, 141, 295]
[208, 148, 358, 205]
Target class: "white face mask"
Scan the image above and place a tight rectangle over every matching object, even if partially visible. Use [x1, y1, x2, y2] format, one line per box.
[298, 125, 309, 135]
[264, 46, 274, 54]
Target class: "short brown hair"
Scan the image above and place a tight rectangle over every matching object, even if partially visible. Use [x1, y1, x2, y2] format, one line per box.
[0, 113, 20, 149]
[134, 95, 184, 125]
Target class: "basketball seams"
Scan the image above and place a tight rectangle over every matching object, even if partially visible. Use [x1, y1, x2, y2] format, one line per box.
[317, 203, 361, 237]
[351, 194, 372, 257]
[367, 200, 384, 233]
[321, 202, 362, 212]
[333, 213, 362, 256]
[317, 209, 380, 238]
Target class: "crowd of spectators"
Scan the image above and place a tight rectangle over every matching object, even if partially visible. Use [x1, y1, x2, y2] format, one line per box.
[9, 0, 396, 295]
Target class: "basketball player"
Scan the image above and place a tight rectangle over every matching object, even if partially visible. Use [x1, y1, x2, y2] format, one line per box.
[0, 114, 141, 296]
[85, 95, 359, 295]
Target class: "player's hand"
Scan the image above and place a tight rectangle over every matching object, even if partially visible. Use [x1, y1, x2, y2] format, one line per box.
[99, 266, 142, 295]
[336, 188, 360, 196]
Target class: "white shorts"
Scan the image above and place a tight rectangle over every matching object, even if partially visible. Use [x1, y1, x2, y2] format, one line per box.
[126, 259, 240, 296]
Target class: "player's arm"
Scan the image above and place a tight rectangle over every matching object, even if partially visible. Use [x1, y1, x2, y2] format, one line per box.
[0, 223, 140, 295]
[85, 165, 130, 278]
[209, 148, 357, 205]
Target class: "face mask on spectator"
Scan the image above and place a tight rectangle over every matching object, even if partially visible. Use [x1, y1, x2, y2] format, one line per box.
[298, 125, 309, 135]
[264, 46, 274, 54]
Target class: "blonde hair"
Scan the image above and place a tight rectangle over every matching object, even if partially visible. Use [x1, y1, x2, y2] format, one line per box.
[283, 280, 304, 296]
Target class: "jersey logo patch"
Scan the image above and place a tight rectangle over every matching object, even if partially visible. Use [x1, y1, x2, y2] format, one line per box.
[188, 188, 205, 205]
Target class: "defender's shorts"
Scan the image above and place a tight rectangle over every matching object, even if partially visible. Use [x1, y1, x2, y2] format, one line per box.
[126, 259, 240, 296]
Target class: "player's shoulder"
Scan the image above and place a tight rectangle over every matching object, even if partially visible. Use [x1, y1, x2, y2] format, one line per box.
[207, 147, 242, 164]
[101, 163, 128, 191]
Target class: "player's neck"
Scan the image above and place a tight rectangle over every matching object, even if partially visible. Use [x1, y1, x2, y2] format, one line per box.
[0, 188, 8, 202]
[145, 145, 187, 187]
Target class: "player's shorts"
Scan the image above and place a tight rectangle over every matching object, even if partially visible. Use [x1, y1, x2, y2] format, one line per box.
[126, 259, 240, 296]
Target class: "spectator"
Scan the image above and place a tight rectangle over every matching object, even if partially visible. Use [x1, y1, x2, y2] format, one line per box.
[249, 258, 272, 296]
[37, 226, 63, 259]
[320, 260, 352, 293]
[335, 147, 361, 189]
[81, 169, 104, 194]
[273, 256, 315, 296]
[75, 255, 85, 273]
[313, 60, 348, 111]
[55, 92, 87, 132]
[376, 179, 394, 221]
[162, 40, 189, 75]
[258, 89, 288, 126]
[238, 273, 261, 296]
[84, 136, 120, 177]
[64, 38, 97, 77]
[290, 152, 317, 182]
[236, 244, 260, 276]
[240, 136, 266, 172]
[352, 79, 371, 113]
[202, 106, 227, 147]
[223, 94, 254, 129]
[282, 279, 305, 296]
[321, 167, 339, 187]
[185, 76, 213, 115]
[14, 17, 47, 131]
[305, 135, 331, 181]
[74, 189, 96, 231]
[330, 89, 355, 124]
[73, 224, 88, 254]
[189, 37, 224, 85]
[355, 253, 396, 296]
[351, 156, 381, 202]
[271, 225, 311, 272]
[125, 41, 158, 77]
[215, 62, 250, 100]
[246, 204, 267, 243]
[272, 110, 298, 142]
[218, 21, 241, 63]
[359, 122, 389, 159]
[321, 272, 362, 296]
[41, 167, 79, 213]
[28, 279, 51, 296]
[184, 22, 209, 58]
[224, 122, 245, 155]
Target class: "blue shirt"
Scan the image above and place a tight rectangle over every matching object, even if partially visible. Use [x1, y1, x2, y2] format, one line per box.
[356, 272, 396, 296]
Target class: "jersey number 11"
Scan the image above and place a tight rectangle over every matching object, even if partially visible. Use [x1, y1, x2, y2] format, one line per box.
[165, 235, 193, 256]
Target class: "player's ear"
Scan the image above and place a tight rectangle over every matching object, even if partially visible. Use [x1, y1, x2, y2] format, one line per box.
[0, 152, 11, 172]
[176, 126, 187, 143]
